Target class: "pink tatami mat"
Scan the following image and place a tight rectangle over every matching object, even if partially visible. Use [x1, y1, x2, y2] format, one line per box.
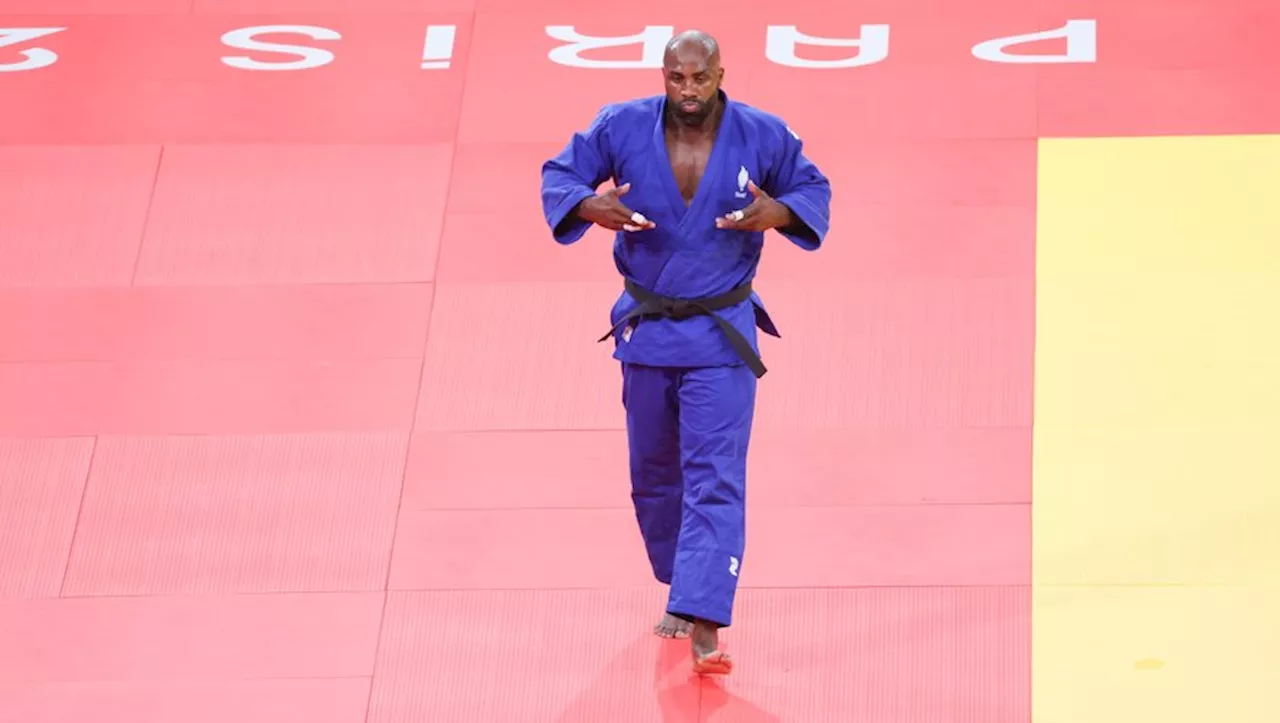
[4, 0, 1273, 719]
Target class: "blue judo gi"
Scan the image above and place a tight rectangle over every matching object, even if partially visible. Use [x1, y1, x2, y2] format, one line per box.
[540, 90, 831, 627]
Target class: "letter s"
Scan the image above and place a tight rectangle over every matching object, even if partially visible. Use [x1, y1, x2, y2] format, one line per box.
[0, 27, 67, 73]
[220, 25, 341, 71]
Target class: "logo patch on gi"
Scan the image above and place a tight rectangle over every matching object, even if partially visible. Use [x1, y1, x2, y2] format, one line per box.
[728, 556, 740, 577]
[735, 166, 750, 199]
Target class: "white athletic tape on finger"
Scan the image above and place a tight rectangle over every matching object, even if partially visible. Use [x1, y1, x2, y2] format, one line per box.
[630, 212, 647, 225]
[732, 210, 744, 222]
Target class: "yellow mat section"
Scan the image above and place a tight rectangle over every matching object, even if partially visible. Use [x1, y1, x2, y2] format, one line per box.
[1032, 134, 1280, 722]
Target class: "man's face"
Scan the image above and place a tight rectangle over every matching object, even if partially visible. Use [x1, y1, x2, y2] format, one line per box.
[663, 55, 723, 123]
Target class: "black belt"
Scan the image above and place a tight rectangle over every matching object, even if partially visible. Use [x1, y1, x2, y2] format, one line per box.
[597, 279, 768, 378]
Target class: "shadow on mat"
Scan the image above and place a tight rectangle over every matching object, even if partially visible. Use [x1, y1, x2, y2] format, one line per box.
[699, 678, 783, 723]
[550, 631, 779, 722]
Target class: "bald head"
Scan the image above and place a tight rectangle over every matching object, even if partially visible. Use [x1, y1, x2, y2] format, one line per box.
[665, 30, 720, 65]
[661, 29, 725, 126]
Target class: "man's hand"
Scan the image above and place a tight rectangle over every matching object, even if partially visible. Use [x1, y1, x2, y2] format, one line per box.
[575, 183, 656, 232]
[716, 181, 793, 232]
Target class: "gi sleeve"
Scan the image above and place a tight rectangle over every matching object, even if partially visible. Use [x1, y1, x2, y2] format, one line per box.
[540, 105, 618, 245]
[764, 124, 832, 251]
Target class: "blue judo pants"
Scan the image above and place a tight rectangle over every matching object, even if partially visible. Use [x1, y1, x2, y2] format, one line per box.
[621, 362, 757, 628]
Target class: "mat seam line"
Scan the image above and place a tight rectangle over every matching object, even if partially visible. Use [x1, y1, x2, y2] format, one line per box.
[355, 246, 435, 722]
[56, 436, 99, 597]
[358, 13, 476, 722]
[127, 145, 165, 287]
[406, 501, 1032, 511]
[48, 583, 1043, 602]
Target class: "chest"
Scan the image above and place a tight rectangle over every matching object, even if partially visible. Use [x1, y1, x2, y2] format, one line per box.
[664, 135, 714, 204]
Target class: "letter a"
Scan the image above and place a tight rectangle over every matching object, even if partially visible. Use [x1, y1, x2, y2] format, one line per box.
[971, 19, 1096, 64]
[545, 25, 673, 69]
[765, 25, 890, 69]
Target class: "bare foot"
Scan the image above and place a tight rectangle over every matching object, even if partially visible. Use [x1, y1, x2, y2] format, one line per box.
[690, 619, 733, 675]
[654, 612, 692, 638]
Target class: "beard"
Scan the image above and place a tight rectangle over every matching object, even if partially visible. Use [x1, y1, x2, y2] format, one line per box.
[671, 97, 714, 125]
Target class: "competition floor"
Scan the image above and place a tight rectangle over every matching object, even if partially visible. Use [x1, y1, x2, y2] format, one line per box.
[2, 1, 1278, 721]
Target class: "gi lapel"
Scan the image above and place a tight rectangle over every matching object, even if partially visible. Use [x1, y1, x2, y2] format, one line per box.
[650, 91, 735, 239]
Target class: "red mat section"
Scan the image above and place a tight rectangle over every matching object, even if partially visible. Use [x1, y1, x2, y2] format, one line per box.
[0, 146, 159, 286]
[61, 433, 408, 597]
[0, 358, 421, 436]
[0, 283, 431, 361]
[0, 439, 94, 599]
[133, 144, 452, 285]
[1, 1, 1272, 721]
[0, 592, 383, 680]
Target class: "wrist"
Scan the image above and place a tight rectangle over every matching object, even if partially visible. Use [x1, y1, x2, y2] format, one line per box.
[770, 199, 795, 228]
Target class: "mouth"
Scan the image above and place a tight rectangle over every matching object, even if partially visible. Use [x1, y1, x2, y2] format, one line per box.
[679, 100, 702, 112]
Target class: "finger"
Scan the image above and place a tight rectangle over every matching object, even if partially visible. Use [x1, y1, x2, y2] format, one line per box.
[747, 180, 768, 199]
[628, 211, 656, 229]
[715, 209, 741, 229]
[604, 201, 635, 224]
[721, 210, 745, 227]
[715, 203, 756, 229]
[611, 204, 655, 229]
[608, 182, 631, 196]
[599, 199, 635, 229]
[716, 202, 769, 231]
[623, 213, 656, 232]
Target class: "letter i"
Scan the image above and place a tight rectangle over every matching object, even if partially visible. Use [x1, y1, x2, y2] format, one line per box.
[422, 25, 456, 69]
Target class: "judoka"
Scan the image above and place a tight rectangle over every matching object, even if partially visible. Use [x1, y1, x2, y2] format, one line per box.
[539, 29, 831, 676]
